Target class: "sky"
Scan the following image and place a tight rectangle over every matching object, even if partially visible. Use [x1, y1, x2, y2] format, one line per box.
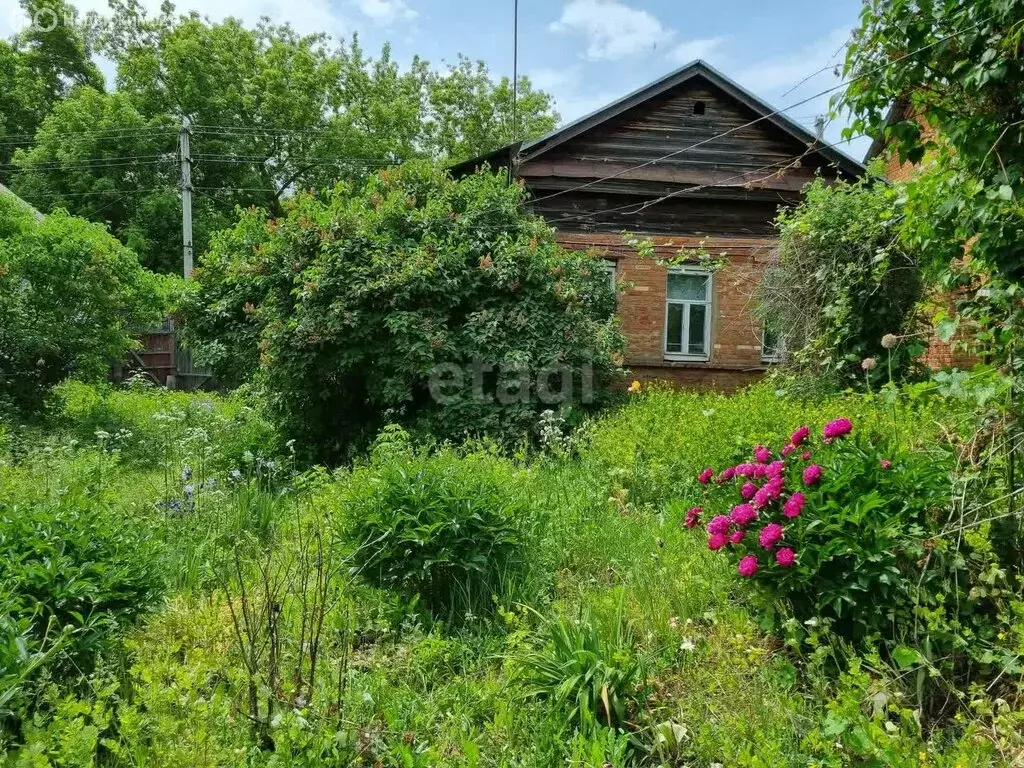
[0, 0, 872, 161]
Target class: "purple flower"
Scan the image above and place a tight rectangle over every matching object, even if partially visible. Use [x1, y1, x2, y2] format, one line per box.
[698, 468, 714, 485]
[684, 507, 702, 528]
[720, 466, 737, 481]
[791, 426, 810, 446]
[753, 445, 772, 464]
[753, 464, 767, 479]
[707, 515, 732, 536]
[783, 492, 805, 519]
[758, 523, 784, 550]
[752, 486, 771, 509]
[775, 547, 796, 568]
[822, 418, 853, 441]
[766, 460, 786, 479]
[738, 555, 759, 577]
[729, 529, 747, 544]
[781, 443, 795, 457]
[802, 464, 823, 486]
[801, 451, 812, 461]
[740, 482, 758, 501]
[881, 459, 892, 470]
[730, 503, 757, 527]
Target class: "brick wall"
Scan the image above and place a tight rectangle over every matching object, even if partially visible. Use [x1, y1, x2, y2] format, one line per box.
[558, 233, 777, 389]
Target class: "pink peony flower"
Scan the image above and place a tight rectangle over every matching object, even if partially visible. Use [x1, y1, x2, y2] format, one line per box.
[775, 547, 796, 568]
[766, 460, 786, 479]
[708, 532, 729, 551]
[822, 418, 853, 441]
[782, 492, 805, 518]
[781, 443, 795, 457]
[707, 515, 732, 536]
[737, 555, 759, 577]
[802, 464, 823, 486]
[764, 476, 784, 497]
[698, 468, 714, 484]
[720, 466, 737, 482]
[729, 528, 747, 544]
[684, 507, 702, 528]
[740, 481, 758, 500]
[730, 503, 757, 526]
[752, 486, 771, 509]
[753, 445, 772, 463]
[880, 459, 892, 470]
[801, 451, 812, 461]
[753, 464, 767, 479]
[791, 425, 810, 446]
[758, 523, 784, 549]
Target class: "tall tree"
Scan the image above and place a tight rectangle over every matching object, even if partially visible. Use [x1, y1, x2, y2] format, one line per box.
[9, 1, 559, 274]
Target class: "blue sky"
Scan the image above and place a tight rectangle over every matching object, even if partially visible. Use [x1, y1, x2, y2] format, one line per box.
[1, 0, 871, 159]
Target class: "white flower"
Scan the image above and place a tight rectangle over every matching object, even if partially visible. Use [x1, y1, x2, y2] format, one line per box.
[680, 637, 696, 652]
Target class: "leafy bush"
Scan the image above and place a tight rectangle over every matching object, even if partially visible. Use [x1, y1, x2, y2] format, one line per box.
[683, 417, 954, 646]
[517, 601, 646, 732]
[337, 433, 537, 620]
[48, 379, 279, 471]
[0, 199, 173, 413]
[762, 176, 925, 391]
[182, 162, 624, 461]
[0, 452, 164, 674]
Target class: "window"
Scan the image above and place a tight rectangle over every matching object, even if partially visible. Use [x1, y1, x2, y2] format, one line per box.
[693, 100, 706, 116]
[761, 320, 786, 363]
[599, 259, 617, 293]
[665, 267, 712, 360]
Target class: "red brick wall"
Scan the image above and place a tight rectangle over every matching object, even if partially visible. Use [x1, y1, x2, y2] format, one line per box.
[559, 233, 777, 390]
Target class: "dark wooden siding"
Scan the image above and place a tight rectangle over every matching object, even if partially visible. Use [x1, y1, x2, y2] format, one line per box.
[519, 74, 839, 236]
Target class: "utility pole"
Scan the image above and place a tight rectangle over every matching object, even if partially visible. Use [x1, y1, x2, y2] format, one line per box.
[179, 117, 193, 277]
[508, 0, 519, 186]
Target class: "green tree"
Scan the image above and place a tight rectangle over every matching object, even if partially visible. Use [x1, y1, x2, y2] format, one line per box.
[0, 0, 104, 170]
[841, 0, 1024, 361]
[181, 163, 623, 461]
[0, 194, 172, 413]
[761, 175, 925, 390]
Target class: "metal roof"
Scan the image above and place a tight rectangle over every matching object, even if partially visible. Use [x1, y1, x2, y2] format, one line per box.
[0, 182, 44, 221]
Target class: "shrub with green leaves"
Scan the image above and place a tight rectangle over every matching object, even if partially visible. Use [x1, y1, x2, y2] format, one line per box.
[0, 198, 173, 414]
[182, 162, 624, 461]
[337, 434, 537, 621]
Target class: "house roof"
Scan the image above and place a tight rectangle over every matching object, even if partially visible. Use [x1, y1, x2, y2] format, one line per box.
[452, 60, 866, 179]
[863, 96, 914, 163]
[0, 182, 44, 221]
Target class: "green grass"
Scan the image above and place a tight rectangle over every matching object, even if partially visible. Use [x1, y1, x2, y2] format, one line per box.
[0, 382, 1016, 767]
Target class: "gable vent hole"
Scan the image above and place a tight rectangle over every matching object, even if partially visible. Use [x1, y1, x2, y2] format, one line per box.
[693, 101, 706, 116]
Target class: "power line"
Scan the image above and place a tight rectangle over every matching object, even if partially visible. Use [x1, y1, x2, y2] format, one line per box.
[527, 16, 990, 208]
[0, 127, 176, 148]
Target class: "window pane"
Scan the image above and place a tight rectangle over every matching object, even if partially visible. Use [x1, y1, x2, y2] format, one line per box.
[666, 303, 684, 353]
[763, 324, 779, 358]
[688, 303, 707, 355]
[667, 272, 708, 301]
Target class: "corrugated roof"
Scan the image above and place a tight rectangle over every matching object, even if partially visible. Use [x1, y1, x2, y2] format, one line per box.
[0, 182, 45, 221]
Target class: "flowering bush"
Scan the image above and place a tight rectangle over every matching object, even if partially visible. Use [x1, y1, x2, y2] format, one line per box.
[683, 417, 954, 646]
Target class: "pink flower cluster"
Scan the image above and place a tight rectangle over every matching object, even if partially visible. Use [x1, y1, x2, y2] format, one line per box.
[686, 417, 856, 578]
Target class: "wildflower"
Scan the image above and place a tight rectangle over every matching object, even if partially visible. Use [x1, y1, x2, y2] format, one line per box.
[801, 451, 812, 461]
[781, 443, 795, 457]
[730, 503, 757, 526]
[206, 477, 216, 489]
[753, 445, 772, 463]
[698, 468, 714, 485]
[628, 380, 642, 394]
[181, 465, 193, 481]
[861, 357, 877, 371]
[707, 515, 732, 536]
[737, 555, 759, 577]
[680, 637, 696, 651]
[791, 425, 810, 446]
[708, 532, 729, 551]
[740, 481, 758, 500]
[881, 333, 898, 349]
[758, 523, 784, 549]
[802, 464, 823, 485]
[183, 484, 195, 498]
[729, 528, 746, 544]
[684, 507, 702, 528]
[668, 616, 680, 630]
[229, 468, 243, 482]
[880, 459, 892, 470]
[783, 491, 805, 518]
[775, 547, 796, 567]
[822, 418, 853, 441]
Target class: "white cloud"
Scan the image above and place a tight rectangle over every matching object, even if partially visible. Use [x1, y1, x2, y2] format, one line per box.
[732, 27, 851, 95]
[354, 0, 417, 24]
[550, 0, 671, 61]
[667, 36, 729, 65]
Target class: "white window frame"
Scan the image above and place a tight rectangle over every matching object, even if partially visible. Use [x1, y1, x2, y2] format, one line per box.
[598, 258, 617, 294]
[761, 319, 786, 364]
[664, 266, 712, 362]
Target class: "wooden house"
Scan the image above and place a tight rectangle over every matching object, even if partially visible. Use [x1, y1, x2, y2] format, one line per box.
[454, 60, 865, 389]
